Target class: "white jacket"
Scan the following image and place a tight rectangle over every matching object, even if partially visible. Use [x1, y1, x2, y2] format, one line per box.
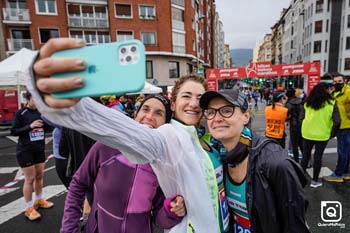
[24, 51, 219, 233]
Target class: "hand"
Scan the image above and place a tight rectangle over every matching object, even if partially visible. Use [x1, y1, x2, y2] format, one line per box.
[169, 196, 186, 217]
[34, 38, 87, 108]
[30, 120, 43, 129]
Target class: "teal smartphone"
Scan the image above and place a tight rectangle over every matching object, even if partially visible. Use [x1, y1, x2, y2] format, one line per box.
[52, 40, 146, 99]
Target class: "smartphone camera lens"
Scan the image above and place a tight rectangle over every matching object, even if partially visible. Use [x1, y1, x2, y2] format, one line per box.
[121, 47, 127, 54]
[130, 46, 137, 52]
[126, 56, 132, 62]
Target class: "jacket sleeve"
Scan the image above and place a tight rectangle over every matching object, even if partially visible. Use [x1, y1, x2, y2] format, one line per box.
[60, 142, 99, 233]
[330, 103, 341, 138]
[152, 188, 183, 229]
[26, 63, 167, 165]
[59, 128, 70, 159]
[10, 111, 32, 136]
[267, 153, 310, 233]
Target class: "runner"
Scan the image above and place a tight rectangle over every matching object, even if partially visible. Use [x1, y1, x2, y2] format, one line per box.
[10, 92, 54, 221]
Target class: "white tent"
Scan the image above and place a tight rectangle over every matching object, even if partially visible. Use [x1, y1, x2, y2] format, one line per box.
[0, 48, 37, 109]
[0, 48, 35, 86]
[127, 81, 163, 95]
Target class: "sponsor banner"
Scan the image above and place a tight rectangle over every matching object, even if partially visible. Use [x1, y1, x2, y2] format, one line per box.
[206, 62, 320, 79]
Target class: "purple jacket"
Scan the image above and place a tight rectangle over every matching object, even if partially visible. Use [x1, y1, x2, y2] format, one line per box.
[61, 142, 182, 233]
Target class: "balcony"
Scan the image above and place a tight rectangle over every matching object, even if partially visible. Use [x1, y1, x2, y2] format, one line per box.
[65, 0, 107, 4]
[172, 20, 184, 31]
[2, 8, 31, 24]
[68, 16, 109, 28]
[7, 39, 33, 51]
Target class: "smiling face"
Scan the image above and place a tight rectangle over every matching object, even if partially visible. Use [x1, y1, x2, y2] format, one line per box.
[171, 80, 205, 126]
[207, 97, 250, 151]
[135, 98, 166, 129]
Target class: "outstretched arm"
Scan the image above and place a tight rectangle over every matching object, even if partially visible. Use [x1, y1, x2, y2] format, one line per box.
[26, 38, 166, 164]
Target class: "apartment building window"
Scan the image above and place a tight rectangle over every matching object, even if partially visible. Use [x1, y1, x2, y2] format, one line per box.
[8, 0, 27, 9]
[117, 31, 133, 41]
[324, 60, 327, 72]
[39, 28, 59, 43]
[316, 0, 324, 13]
[345, 58, 350, 70]
[172, 7, 184, 22]
[291, 40, 293, 49]
[326, 19, 329, 32]
[169, 61, 180, 79]
[115, 3, 132, 18]
[313, 40, 322, 53]
[141, 32, 156, 45]
[171, 0, 185, 7]
[186, 63, 193, 74]
[146, 61, 153, 79]
[291, 26, 294, 36]
[311, 3, 313, 16]
[315, 20, 323, 33]
[139, 5, 155, 19]
[348, 15, 350, 28]
[325, 40, 328, 52]
[35, 0, 57, 15]
[172, 31, 185, 53]
[346, 37, 350, 50]
[70, 30, 110, 44]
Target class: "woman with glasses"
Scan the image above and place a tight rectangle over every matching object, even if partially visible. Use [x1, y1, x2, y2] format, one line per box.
[264, 91, 289, 148]
[25, 38, 228, 232]
[200, 89, 310, 233]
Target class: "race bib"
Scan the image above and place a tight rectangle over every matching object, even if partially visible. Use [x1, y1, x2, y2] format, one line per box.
[29, 128, 44, 141]
[233, 213, 251, 233]
[219, 188, 230, 231]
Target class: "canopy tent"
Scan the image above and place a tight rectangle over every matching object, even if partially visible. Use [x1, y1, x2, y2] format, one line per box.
[0, 48, 35, 86]
[127, 81, 163, 95]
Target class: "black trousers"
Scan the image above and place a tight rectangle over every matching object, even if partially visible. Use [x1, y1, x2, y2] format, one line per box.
[55, 158, 71, 189]
[290, 129, 303, 163]
[301, 139, 328, 182]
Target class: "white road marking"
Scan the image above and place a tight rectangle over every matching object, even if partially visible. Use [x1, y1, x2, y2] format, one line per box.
[0, 167, 18, 174]
[0, 185, 66, 224]
[306, 167, 333, 178]
[5, 136, 52, 144]
[0, 187, 20, 197]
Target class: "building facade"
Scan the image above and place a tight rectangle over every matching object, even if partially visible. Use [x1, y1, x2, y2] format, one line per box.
[0, 0, 218, 89]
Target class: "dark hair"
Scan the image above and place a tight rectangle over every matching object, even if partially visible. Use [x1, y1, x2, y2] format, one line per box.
[322, 72, 345, 80]
[272, 91, 286, 110]
[171, 74, 207, 103]
[136, 94, 172, 123]
[305, 83, 334, 110]
[286, 88, 296, 98]
[24, 91, 32, 100]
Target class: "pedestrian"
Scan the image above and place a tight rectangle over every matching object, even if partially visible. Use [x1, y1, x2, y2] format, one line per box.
[26, 38, 222, 232]
[10, 91, 54, 221]
[199, 88, 310, 233]
[285, 88, 304, 163]
[323, 72, 350, 182]
[264, 91, 289, 148]
[300, 83, 340, 188]
[61, 95, 186, 233]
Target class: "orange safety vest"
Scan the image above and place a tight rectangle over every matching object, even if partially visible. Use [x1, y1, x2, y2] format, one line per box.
[265, 105, 288, 139]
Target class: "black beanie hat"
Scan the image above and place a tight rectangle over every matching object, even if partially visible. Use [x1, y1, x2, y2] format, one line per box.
[136, 94, 172, 123]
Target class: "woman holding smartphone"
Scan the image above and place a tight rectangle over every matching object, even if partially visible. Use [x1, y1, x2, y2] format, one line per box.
[26, 38, 222, 232]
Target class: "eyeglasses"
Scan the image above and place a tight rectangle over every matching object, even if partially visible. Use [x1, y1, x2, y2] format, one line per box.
[203, 105, 235, 120]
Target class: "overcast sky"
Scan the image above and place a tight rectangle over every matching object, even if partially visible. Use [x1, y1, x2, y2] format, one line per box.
[215, 0, 291, 49]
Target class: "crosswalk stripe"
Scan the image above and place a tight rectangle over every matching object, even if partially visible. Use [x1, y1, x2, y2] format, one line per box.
[306, 167, 333, 178]
[0, 185, 66, 224]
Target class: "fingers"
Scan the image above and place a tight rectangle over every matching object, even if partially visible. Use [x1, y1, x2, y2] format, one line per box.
[44, 95, 81, 109]
[39, 38, 86, 59]
[37, 76, 84, 93]
[34, 57, 87, 77]
[170, 196, 187, 217]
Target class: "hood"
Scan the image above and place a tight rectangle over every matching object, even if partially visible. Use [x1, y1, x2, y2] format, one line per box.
[288, 98, 302, 105]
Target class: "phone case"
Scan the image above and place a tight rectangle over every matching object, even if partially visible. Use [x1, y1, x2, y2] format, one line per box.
[52, 40, 146, 99]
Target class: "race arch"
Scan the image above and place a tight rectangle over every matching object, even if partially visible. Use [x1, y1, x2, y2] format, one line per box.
[206, 61, 320, 94]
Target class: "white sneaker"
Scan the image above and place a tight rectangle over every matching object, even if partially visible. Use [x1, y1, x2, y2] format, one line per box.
[310, 180, 323, 188]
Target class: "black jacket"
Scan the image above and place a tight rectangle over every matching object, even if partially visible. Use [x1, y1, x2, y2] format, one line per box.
[245, 133, 309, 233]
[59, 127, 96, 177]
[11, 107, 52, 153]
[286, 98, 303, 130]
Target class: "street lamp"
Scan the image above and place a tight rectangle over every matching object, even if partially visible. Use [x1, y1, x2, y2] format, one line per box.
[195, 14, 205, 73]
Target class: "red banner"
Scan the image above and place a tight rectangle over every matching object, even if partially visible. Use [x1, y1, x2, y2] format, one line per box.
[206, 62, 320, 92]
